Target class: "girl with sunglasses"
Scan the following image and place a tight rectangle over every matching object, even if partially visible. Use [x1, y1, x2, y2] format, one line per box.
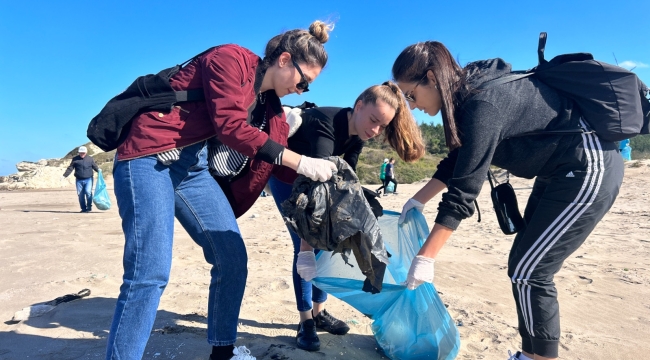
[391, 41, 623, 360]
[268, 81, 426, 352]
[107, 21, 336, 360]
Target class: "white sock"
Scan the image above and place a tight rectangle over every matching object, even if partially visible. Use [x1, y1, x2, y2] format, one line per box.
[518, 353, 534, 360]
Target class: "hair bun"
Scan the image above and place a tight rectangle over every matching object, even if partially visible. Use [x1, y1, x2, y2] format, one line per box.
[309, 20, 334, 44]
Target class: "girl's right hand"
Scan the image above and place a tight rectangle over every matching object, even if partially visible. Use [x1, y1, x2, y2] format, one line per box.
[296, 156, 337, 182]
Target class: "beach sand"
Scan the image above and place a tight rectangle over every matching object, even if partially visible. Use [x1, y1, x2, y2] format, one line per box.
[1, 161, 648, 359]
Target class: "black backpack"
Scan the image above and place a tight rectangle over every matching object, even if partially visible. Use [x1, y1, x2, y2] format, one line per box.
[86, 47, 217, 152]
[478, 32, 650, 142]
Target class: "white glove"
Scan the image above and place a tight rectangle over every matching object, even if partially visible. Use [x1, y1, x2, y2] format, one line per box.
[283, 106, 303, 137]
[296, 156, 337, 182]
[296, 251, 318, 281]
[405, 255, 435, 290]
[398, 198, 425, 224]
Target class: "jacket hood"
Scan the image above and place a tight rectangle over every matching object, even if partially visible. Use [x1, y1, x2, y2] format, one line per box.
[464, 58, 512, 88]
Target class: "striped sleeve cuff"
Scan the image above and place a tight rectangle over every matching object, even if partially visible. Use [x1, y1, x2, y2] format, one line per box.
[273, 149, 284, 165]
[255, 138, 285, 164]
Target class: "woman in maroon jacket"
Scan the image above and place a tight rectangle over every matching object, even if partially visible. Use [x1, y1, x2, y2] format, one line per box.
[107, 21, 336, 360]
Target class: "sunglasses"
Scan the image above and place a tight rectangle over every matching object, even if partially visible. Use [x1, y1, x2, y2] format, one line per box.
[291, 59, 310, 92]
[403, 73, 428, 102]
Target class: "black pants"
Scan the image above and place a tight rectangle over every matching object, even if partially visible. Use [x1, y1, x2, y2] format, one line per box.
[507, 131, 624, 358]
[377, 176, 398, 193]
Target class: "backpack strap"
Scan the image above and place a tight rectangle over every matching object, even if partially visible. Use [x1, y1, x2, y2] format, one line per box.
[476, 72, 534, 91]
[175, 88, 205, 102]
[180, 46, 219, 67]
[171, 47, 223, 104]
[538, 32, 548, 65]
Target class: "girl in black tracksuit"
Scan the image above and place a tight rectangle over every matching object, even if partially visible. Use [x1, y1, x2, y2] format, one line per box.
[392, 42, 624, 360]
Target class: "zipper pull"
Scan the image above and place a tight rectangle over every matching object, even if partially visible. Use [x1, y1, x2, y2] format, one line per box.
[175, 106, 189, 114]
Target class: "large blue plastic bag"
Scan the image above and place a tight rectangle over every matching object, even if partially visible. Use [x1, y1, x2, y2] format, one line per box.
[92, 169, 111, 210]
[312, 210, 460, 360]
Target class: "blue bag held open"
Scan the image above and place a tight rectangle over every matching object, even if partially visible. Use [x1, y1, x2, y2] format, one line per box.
[92, 169, 111, 210]
[312, 210, 460, 360]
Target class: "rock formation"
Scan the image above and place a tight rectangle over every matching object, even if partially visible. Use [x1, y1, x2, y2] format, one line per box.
[0, 143, 114, 190]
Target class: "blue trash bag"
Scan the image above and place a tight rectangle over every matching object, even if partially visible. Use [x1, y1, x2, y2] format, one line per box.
[312, 210, 460, 360]
[386, 182, 395, 193]
[619, 139, 632, 161]
[92, 170, 111, 210]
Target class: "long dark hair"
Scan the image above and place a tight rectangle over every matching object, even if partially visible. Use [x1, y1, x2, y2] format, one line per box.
[392, 41, 472, 150]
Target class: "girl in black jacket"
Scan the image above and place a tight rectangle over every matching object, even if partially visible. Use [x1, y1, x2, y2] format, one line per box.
[391, 41, 624, 360]
[269, 81, 425, 352]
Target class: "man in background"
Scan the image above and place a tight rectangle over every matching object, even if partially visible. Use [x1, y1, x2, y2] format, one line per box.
[375, 158, 389, 195]
[383, 158, 398, 196]
[62, 146, 99, 212]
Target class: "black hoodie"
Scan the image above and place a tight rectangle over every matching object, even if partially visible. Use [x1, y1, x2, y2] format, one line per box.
[433, 58, 584, 230]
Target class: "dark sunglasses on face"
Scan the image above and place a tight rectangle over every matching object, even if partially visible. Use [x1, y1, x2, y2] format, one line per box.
[291, 59, 310, 92]
[404, 73, 428, 102]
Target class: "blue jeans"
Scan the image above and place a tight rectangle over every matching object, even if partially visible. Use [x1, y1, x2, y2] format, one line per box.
[268, 175, 327, 312]
[76, 177, 93, 211]
[106, 142, 247, 359]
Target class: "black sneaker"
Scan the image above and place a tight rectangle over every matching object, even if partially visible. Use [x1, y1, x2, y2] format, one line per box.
[296, 319, 320, 351]
[312, 309, 350, 335]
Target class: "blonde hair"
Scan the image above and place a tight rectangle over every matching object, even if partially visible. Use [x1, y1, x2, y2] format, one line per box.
[354, 81, 426, 162]
[263, 20, 335, 69]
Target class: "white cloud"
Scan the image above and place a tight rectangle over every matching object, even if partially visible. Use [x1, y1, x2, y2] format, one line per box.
[619, 61, 649, 69]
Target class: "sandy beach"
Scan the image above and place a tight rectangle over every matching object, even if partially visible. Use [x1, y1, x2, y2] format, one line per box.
[1, 161, 649, 360]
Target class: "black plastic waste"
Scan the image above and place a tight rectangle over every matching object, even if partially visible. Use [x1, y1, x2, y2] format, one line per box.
[281, 157, 389, 292]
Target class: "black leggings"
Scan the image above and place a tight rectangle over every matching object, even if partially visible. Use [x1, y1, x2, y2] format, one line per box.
[377, 177, 397, 193]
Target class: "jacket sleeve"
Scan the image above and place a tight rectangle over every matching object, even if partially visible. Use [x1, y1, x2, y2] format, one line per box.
[201, 46, 284, 163]
[435, 99, 503, 230]
[432, 148, 459, 184]
[63, 159, 74, 178]
[92, 157, 99, 172]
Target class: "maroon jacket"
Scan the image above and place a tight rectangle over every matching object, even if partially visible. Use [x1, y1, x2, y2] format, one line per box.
[117, 44, 288, 217]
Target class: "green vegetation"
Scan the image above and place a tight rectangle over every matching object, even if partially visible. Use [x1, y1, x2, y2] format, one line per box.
[630, 134, 650, 160]
[356, 123, 447, 184]
[80, 123, 450, 182]
[356, 148, 441, 185]
[83, 123, 650, 182]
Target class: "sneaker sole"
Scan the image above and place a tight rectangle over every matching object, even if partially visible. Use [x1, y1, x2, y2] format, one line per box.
[296, 341, 320, 352]
[315, 325, 350, 335]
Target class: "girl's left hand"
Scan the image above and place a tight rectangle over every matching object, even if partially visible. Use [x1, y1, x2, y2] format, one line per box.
[405, 255, 435, 290]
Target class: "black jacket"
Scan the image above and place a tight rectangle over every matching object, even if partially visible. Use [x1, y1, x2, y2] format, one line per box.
[63, 155, 99, 179]
[433, 58, 586, 230]
[288, 107, 364, 170]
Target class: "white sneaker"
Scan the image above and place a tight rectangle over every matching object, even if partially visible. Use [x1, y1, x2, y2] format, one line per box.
[231, 345, 256, 360]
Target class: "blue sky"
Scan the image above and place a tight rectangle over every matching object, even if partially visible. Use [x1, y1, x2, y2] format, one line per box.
[1, 0, 648, 176]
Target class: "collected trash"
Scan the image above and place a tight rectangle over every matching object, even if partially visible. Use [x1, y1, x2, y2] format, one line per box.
[11, 289, 91, 322]
[282, 157, 388, 292]
[92, 169, 111, 210]
[311, 210, 460, 360]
